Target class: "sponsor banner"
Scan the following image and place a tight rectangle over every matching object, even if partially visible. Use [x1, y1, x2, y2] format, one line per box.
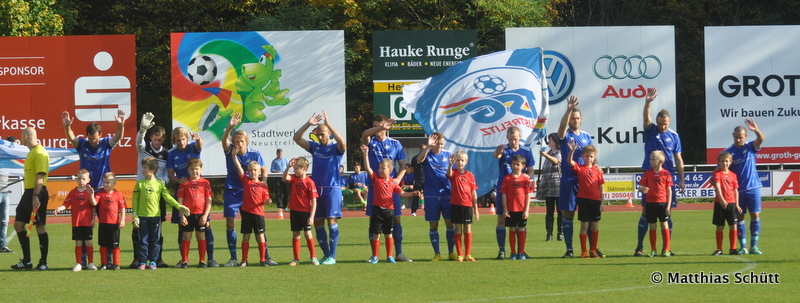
[773, 171, 800, 196]
[373, 30, 477, 135]
[0, 35, 138, 176]
[506, 27, 677, 167]
[171, 31, 346, 175]
[705, 26, 800, 164]
[603, 174, 635, 201]
[635, 171, 774, 199]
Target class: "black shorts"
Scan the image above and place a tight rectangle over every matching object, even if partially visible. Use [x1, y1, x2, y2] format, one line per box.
[182, 214, 208, 232]
[98, 223, 120, 248]
[712, 202, 738, 226]
[451, 205, 474, 224]
[290, 210, 312, 232]
[369, 206, 394, 235]
[72, 226, 94, 241]
[504, 211, 527, 228]
[577, 198, 602, 222]
[15, 188, 48, 225]
[645, 202, 669, 223]
[240, 211, 265, 234]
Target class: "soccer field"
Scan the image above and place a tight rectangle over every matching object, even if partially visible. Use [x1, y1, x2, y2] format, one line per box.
[1, 207, 796, 302]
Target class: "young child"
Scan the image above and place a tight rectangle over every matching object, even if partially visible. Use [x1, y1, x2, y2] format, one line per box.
[132, 157, 190, 270]
[133, 112, 170, 268]
[711, 152, 741, 256]
[175, 158, 213, 268]
[447, 150, 479, 262]
[567, 142, 605, 259]
[94, 172, 126, 270]
[232, 151, 273, 267]
[360, 145, 419, 264]
[637, 151, 674, 257]
[283, 157, 319, 266]
[54, 169, 98, 271]
[500, 155, 532, 260]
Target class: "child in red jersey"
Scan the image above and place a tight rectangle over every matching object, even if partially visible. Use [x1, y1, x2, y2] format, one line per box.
[361, 144, 419, 264]
[176, 158, 213, 268]
[54, 169, 98, 271]
[283, 157, 319, 266]
[233, 149, 273, 267]
[638, 151, 674, 257]
[711, 152, 741, 256]
[94, 172, 126, 270]
[567, 141, 605, 259]
[500, 155, 532, 260]
[447, 150, 479, 262]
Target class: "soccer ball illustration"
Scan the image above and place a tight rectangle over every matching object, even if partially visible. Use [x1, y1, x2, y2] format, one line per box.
[187, 55, 217, 85]
[473, 75, 507, 94]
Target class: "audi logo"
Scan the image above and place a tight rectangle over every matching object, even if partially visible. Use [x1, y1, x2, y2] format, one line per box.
[593, 55, 661, 79]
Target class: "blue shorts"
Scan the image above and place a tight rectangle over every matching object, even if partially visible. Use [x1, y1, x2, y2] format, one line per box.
[315, 187, 343, 219]
[224, 188, 243, 218]
[557, 176, 579, 212]
[641, 186, 678, 208]
[737, 188, 762, 215]
[366, 185, 402, 217]
[424, 196, 452, 222]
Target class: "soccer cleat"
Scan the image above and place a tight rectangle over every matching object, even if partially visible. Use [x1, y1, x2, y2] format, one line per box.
[594, 249, 605, 258]
[11, 259, 33, 270]
[411, 212, 417, 216]
[647, 251, 657, 257]
[239, 261, 248, 267]
[634, 249, 643, 257]
[496, 251, 506, 260]
[750, 246, 763, 255]
[180, 262, 189, 269]
[289, 260, 300, 266]
[109, 264, 120, 270]
[137, 262, 147, 270]
[510, 253, 518, 260]
[546, 234, 553, 241]
[322, 257, 337, 265]
[712, 250, 723, 256]
[562, 250, 573, 258]
[259, 261, 268, 267]
[581, 251, 590, 259]
[387, 256, 396, 263]
[311, 258, 320, 265]
[99, 264, 107, 270]
[87, 263, 98, 270]
[519, 253, 527, 260]
[33, 261, 48, 271]
[0, 246, 14, 253]
[223, 259, 238, 267]
[207, 259, 219, 267]
[590, 250, 601, 259]
[199, 262, 207, 268]
[368, 257, 378, 264]
[129, 259, 140, 269]
[265, 258, 279, 266]
[401, 204, 406, 210]
[395, 253, 413, 262]
[149, 262, 157, 270]
[661, 250, 672, 257]
[465, 255, 476, 261]
[729, 249, 740, 255]
[737, 247, 749, 255]
[557, 233, 564, 241]
[156, 259, 169, 268]
[521, 253, 532, 259]
[72, 263, 83, 272]
[431, 254, 441, 262]
[174, 261, 187, 268]
[448, 252, 458, 261]
[456, 256, 464, 262]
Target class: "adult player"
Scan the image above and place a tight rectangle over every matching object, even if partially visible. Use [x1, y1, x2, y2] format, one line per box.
[417, 132, 455, 261]
[634, 88, 685, 256]
[557, 95, 593, 258]
[492, 126, 534, 259]
[10, 127, 50, 270]
[724, 118, 765, 255]
[293, 111, 346, 265]
[62, 109, 126, 190]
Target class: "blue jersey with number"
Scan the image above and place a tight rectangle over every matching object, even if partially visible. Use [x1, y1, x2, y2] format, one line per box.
[225, 147, 264, 189]
[421, 150, 452, 196]
[496, 145, 535, 191]
[76, 137, 115, 189]
[367, 136, 406, 178]
[167, 142, 201, 179]
[559, 130, 593, 180]
[642, 124, 682, 173]
[308, 141, 344, 187]
[724, 141, 762, 191]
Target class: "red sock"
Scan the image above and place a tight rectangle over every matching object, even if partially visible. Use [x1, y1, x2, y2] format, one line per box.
[293, 238, 301, 260]
[649, 230, 657, 251]
[518, 230, 527, 255]
[454, 233, 463, 256]
[579, 233, 588, 253]
[371, 239, 380, 257]
[86, 246, 94, 264]
[112, 247, 120, 266]
[198, 239, 207, 263]
[465, 233, 473, 256]
[258, 242, 266, 262]
[181, 240, 190, 263]
[242, 242, 250, 262]
[386, 237, 394, 257]
[75, 246, 82, 263]
[662, 228, 670, 251]
[100, 247, 108, 266]
[509, 231, 517, 254]
[716, 231, 723, 250]
[590, 230, 598, 251]
[729, 229, 737, 250]
[306, 238, 316, 259]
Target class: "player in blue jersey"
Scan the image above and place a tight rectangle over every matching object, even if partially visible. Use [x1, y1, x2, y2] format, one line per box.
[634, 88, 685, 257]
[221, 113, 277, 267]
[724, 118, 765, 255]
[417, 132, 456, 261]
[492, 126, 535, 259]
[557, 96, 593, 258]
[293, 111, 346, 265]
[361, 115, 411, 262]
[347, 164, 369, 206]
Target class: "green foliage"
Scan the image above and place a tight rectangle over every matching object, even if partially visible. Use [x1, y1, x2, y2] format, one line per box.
[0, 0, 64, 36]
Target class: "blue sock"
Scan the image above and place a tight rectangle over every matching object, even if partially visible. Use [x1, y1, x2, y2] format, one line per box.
[737, 220, 747, 247]
[563, 218, 574, 251]
[329, 223, 339, 259]
[750, 218, 760, 247]
[668, 217, 674, 238]
[393, 223, 403, 255]
[263, 235, 271, 259]
[429, 230, 440, 255]
[446, 227, 455, 254]
[206, 226, 215, 261]
[316, 225, 330, 258]
[226, 229, 237, 260]
[496, 227, 506, 252]
[636, 215, 648, 250]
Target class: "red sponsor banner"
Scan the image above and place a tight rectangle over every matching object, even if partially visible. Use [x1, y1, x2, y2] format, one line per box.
[0, 35, 137, 176]
[706, 146, 800, 164]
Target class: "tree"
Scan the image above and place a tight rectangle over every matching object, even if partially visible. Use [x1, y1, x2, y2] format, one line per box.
[0, 0, 64, 36]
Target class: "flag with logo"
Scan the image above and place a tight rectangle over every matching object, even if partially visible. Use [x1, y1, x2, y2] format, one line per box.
[0, 139, 79, 176]
[401, 48, 548, 196]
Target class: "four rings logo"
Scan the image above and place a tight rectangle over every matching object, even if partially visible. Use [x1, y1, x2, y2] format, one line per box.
[593, 55, 662, 79]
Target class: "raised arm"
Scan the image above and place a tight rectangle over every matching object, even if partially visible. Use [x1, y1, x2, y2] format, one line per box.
[232, 149, 245, 178]
[567, 140, 577, 167]
[111, 109, 127, 145]
[361, 119, 394, 144]
[416, 133, 438, 163]
[61, 111, 79, 147]
[293, 112, 322, 152]
[643, 88, 657, 129]
[446, 155, 454, 178]
[323, 111, 346, 153]
[222, 112, 242, 153]
[137, 112, 155, 153]
[745, 118, 765, 149]
[557, 95, 578, 140]
[192, 132, 203, 151]
[283, 158, 296, 182]
[360, 145, 373, 176]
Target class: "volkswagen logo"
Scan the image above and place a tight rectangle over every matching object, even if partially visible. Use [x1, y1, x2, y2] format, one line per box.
[593, 55, 661, 79]
[544, 50, 574, 105]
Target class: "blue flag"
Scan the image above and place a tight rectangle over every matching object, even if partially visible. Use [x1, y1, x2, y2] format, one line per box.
[0, 139, 79, 177]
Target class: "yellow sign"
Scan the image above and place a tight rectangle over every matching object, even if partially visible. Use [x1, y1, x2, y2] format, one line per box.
[373, 82, 419, 93]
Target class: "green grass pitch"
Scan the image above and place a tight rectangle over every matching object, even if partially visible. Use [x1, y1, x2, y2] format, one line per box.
[1, 207, 797, 302]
